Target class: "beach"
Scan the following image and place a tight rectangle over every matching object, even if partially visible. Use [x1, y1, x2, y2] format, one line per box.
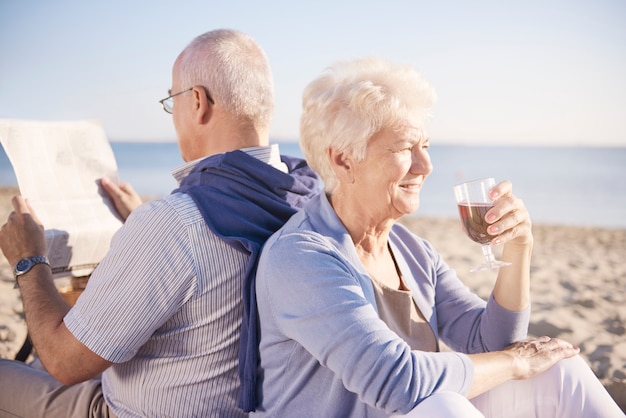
[0, 186, 624, 411]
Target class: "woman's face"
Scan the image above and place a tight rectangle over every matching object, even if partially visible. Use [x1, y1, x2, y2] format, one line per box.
[350, 126, 433, 220]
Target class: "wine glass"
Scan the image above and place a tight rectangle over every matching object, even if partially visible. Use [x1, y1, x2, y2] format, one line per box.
[453, 178, 511, 272]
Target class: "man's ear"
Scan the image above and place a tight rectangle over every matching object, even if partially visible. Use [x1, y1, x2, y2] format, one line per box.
[192, 86, 212, 125]
[328, 147, 355, 184]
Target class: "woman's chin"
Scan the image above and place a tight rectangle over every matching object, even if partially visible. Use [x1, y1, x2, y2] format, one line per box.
[394, 201, 420, 217]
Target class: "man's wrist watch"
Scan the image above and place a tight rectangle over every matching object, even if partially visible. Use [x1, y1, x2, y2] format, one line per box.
[13, 256, 50, 280]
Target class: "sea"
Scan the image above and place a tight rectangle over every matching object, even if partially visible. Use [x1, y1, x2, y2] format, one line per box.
[1, 142, 625, 229]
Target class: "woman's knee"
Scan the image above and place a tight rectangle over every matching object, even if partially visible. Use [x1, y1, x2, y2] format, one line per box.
[395, 391, 484, 418]
[541, 355, 596, 388]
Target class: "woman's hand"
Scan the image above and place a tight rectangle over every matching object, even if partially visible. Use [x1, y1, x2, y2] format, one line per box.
[487, 180, 533, 311]
[468, 336, 580, 398]
[100, 177, 143, 221]
[485, 180, 532, 246]
[0, 196, 47, 267]
[506, 336, 580, 380]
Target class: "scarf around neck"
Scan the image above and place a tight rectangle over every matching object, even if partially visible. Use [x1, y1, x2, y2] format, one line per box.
[174, 150, 320, 412]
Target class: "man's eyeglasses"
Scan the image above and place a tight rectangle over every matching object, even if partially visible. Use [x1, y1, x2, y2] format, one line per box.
[159, 86, 215, 114]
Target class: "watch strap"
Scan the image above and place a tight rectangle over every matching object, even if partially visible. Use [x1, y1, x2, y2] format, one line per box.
[13, 255, 50, 280]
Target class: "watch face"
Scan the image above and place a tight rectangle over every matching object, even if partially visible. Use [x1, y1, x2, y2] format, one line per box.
[16, 258, 33, 273]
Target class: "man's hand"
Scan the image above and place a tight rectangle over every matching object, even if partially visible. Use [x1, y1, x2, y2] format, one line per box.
[0, 196, 47, 267]
[100, 177, 143, 221]
[1, 196, 112, 384]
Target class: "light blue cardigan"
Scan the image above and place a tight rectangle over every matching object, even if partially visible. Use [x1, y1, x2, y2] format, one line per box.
[252, 193, 529, 417]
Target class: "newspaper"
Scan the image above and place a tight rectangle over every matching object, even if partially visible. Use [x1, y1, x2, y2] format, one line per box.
[0, 119, 123, 280]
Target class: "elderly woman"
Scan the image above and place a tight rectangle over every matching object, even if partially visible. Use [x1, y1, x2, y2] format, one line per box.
[250, 57, 623, 417]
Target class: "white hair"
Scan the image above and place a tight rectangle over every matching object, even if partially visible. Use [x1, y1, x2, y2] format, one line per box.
[299, 57, 436, 193]
[178, 29, 274, 130]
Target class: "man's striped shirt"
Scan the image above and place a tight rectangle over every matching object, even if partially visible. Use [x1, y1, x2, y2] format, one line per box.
[65, 144, 286, 417]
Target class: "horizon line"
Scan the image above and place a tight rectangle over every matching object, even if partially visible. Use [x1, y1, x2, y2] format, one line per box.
[107, 138, 626, 148]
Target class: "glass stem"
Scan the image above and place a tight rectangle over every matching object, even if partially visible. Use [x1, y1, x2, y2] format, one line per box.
[481, 244, 495, 263]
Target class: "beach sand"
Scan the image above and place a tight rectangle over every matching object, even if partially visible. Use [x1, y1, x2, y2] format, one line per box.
[0, 186, 624, 411]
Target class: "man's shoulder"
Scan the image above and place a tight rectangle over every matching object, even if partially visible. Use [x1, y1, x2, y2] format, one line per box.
[130, 192, 203, 225]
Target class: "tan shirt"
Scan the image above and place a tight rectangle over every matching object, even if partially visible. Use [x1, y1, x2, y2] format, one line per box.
[370, 276, 438, 352]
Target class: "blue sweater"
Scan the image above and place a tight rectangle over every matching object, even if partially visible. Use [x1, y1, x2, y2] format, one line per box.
[252, 193, 529, 416]
[175, 150, 321, 412]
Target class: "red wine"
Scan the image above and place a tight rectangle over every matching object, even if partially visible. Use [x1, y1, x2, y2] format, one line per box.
[457, 203, 493, 244]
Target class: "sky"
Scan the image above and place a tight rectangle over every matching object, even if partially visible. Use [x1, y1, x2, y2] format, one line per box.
[1, 0, 625, 146]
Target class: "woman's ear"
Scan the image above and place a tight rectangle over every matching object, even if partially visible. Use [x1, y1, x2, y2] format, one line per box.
[328, 147, 355, 184]
[192, 86, 212, 125]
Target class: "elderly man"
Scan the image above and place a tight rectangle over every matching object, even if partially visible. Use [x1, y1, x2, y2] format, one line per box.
[0, 29, 319, 417]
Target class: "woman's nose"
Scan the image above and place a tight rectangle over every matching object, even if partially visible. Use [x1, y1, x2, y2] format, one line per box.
[411, 149, 433, 176]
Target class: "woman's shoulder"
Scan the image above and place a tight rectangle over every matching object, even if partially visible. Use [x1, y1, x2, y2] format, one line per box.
[265, 211, 333, 254]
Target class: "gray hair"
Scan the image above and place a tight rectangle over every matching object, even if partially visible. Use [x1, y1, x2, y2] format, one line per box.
[299, 57, 436, 193]
[178, 29, 274, 130]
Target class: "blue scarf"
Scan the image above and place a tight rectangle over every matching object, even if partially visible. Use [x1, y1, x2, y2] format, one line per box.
[174, 150, 320, 412]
